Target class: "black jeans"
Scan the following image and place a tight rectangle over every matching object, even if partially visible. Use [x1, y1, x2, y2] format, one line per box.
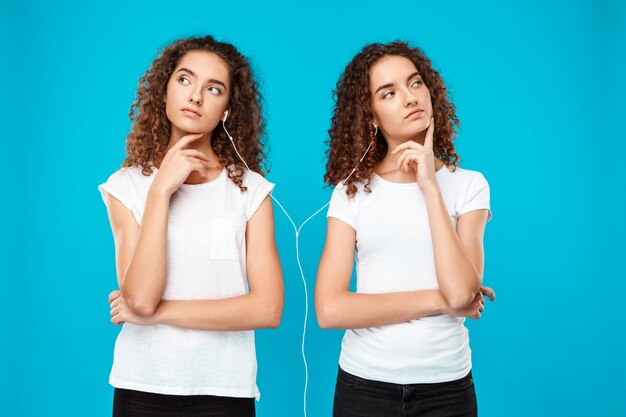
[113, 388, 256, 417]
[333, 367, 477, 417]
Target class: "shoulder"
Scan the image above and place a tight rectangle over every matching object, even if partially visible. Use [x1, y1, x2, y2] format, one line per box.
[329, 178, 370, 208]
[242, 168, 274, 191]
[237, 169, 275, 220]
[104, 165, 155, 183]
[442, 166, 489, 189]
[242, 168, 267, 183]
[99, 165, 156, 203]
[122, 166, 157, 191]
[446, 166, 486, 180]
[332, 175, 372, 197]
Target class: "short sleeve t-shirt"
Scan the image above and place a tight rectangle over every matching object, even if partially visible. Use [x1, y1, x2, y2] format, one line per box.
[327, 165, 491, 384]
[98, 166, 274, 398]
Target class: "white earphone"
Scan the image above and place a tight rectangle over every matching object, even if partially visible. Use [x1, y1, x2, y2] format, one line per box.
[220, 119, 373, 417]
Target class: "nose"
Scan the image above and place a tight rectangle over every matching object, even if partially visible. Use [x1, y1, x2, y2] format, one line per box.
[189, 88, 202, 106]
[404, 89, 418, 107]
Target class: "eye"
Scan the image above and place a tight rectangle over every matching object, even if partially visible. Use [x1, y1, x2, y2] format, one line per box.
[411, 79, 423, 88]
[382, 91, 395, 100]
[178, 76, 190, 86]
[207, 86, 221, 95]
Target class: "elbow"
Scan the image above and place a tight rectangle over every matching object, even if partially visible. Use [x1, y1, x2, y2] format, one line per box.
[315, 299, 340, 329]
[125, 294, 159, 317]
[258, 300, 283, 329]
[444, 287, 478, 311]
[442, 273, 482, 311]
[265, 305, 283, 329]
[120, 277, 161, 317]
[446, 293, 475, 311]
[317, 319, 334, 330]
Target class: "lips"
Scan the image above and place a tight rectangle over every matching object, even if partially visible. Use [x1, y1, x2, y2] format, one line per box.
[405, 109, 424, 119]
[182, 108, 201, 117]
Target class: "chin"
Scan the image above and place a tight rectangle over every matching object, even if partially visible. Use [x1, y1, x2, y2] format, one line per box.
[403, 125, 428, 138]
[172, 119, 210, 135]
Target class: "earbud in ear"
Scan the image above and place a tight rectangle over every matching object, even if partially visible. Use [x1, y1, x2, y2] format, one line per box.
[223, 110, 229, 124]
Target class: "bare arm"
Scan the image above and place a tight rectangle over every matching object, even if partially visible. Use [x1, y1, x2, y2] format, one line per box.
[314, 217, 450, 330]
[105, 195, 139, 289]
[107, 133, 213, 316]
[105, 189, 169, 317]
[393, 119, 490, 310]
[423, 188, 489, 309]
[111, 196, 284, 331]
[117, 188, 171, 316]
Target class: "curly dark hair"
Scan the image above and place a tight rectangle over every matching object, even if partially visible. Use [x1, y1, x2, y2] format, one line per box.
[324, 41, 461, 197]
[122, 35, 267, 191]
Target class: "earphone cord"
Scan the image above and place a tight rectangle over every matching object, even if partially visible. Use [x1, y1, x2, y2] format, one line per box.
[223, 122, 371, 417]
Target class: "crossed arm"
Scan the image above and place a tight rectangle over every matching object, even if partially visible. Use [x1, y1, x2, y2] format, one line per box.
[105, 191, 284, 331]
[314, 208, 493, 330]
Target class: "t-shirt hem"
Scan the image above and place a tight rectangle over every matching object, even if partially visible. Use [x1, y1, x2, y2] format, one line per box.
[338, 360, 472, 385]
[109, 377, 261, 401]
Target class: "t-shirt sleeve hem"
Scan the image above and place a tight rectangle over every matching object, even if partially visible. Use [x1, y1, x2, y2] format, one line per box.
[459, 205, 492, 222]
[326, 214, 356, 230]
[98, 183, 141, 224]
[245, 182, 275, 221]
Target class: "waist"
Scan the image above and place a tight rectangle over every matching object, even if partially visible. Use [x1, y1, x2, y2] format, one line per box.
[339, 319, 471, 383]
[337, 365, 473, 389]
[111, 324, 258, 396]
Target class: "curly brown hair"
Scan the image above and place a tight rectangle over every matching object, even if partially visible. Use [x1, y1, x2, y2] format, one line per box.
[324, 41, 461, 196]
[122, 35, 267, 191]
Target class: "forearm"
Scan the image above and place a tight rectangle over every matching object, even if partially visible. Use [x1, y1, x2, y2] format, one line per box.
[423, 186, 481, 308]
[121, 187, 171, 315]
[316, 289, 447, 329]
[150, 293, 282, 331]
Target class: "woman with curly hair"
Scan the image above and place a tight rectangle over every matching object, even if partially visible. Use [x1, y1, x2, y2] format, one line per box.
[315, 41, 495, 416]
[98, 35, 283, 417]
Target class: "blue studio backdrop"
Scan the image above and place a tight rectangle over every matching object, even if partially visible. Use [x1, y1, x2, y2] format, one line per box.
[1, 0, 624, 416]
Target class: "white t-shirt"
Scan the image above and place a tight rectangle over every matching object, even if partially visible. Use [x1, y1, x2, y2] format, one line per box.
[98, 166, 274, 398]
[327, 166, 492, 384]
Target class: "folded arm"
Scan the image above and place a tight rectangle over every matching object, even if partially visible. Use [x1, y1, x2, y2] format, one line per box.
[105, 188, 170, 316]
[315, 217, 452, 330]
[109, 196, 284, 331]
[423, 185, 490, 310]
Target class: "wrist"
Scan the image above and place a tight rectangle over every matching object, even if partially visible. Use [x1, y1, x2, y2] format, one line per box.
[420, 182, 441, 197]
[148, 182, 173, 201]
[149, 301, 166, 325]
[418, 290, 448, 316]
[434, 291, 450, 315]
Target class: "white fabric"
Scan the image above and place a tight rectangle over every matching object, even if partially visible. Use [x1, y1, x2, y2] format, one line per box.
[98, 166, 274, 398]
[327, 166, 492, 384]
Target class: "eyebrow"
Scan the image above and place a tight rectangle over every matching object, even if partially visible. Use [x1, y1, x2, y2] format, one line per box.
[374, 71, 421, 94]
[176, 67, 228, 90]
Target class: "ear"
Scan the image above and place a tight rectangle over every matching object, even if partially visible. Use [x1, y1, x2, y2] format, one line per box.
[222, 109, 230, 123]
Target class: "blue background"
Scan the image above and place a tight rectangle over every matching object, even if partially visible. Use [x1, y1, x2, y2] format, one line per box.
[1, 0, 624, 416]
